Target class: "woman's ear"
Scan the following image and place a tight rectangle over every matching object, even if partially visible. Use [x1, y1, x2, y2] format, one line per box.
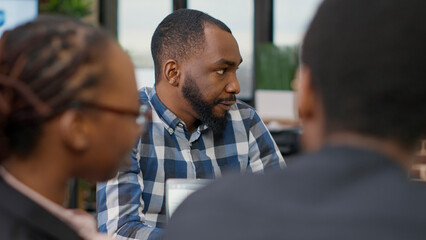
[58, 110, 90, 152]
[163, 60, 180, 87]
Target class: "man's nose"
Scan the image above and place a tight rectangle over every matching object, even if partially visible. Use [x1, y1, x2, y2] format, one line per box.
[226, 73, 240, 94]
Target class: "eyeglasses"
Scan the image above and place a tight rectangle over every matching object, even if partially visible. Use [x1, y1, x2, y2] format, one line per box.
[70, 101, 150, 127]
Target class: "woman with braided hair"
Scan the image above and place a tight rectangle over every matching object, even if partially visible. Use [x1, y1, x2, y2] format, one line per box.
[0, 16, 144, 239]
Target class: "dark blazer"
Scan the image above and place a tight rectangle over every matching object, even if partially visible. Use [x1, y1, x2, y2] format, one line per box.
[0, 177, 82, 240]
[164, 145, 426, 240]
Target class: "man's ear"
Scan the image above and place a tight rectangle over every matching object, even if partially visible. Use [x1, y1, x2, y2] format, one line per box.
[58, 110, 90, 152]
[163, 60, 180, 86]
[297, 65, 316, 120]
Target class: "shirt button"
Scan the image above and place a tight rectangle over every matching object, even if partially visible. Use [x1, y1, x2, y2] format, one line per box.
[168, 128, 174, 135]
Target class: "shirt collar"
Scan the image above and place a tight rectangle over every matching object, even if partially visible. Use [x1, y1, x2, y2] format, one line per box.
[148, 87, 184, 131]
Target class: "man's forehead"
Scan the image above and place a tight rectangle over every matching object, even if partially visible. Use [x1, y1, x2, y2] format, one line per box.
[202, 24, 241, 65]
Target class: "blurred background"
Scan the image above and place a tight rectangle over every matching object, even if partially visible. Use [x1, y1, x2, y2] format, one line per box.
[0, 0, 320, 107]
[1, 0, 425, 212]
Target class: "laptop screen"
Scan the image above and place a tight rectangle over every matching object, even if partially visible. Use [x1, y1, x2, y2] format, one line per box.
[165, 178, 212, 220]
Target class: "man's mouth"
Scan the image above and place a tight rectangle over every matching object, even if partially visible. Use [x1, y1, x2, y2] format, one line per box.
[214, 95, 236, 111]
[217, 101, 235, 111]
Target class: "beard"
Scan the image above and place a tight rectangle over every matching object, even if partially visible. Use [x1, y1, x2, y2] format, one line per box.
[181, 75, 234, 134]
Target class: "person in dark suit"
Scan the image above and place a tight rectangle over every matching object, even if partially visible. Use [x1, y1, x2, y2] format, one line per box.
[163, 0, 426, 239]
[0, 177, 83, 240]
[0, 16, 145, 239]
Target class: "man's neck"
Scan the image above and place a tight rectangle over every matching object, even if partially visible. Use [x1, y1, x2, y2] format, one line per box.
[325, 132, 414, 170]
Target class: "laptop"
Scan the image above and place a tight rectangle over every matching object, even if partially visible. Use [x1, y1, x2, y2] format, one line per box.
[165, 178, 212, 220]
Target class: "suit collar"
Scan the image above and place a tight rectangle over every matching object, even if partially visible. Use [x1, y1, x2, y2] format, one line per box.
[0, 177, 82, 240]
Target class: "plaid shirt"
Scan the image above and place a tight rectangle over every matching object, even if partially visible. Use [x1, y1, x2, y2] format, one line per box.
[96, 87, 285, 240]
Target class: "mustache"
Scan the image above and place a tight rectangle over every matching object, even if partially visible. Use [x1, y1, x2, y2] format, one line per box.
[214, 95, 236, 105]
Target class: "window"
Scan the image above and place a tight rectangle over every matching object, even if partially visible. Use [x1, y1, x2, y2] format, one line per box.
[118, 0, 172, 88]
[0, 0, 38, 37]
[274, 0, 322, 46]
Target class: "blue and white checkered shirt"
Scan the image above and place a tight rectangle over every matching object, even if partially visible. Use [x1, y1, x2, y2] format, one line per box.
[97, 87, 285, 240]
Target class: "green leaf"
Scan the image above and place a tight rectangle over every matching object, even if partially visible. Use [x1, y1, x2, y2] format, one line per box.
[256, 43, 299, 90]
[39, 0, 92, 18]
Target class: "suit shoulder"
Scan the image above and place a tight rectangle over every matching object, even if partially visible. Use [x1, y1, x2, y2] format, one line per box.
[0, 209, 61, 240]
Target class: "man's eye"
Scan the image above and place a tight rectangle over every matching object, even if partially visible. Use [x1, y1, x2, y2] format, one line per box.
[216, 69, 225, 75]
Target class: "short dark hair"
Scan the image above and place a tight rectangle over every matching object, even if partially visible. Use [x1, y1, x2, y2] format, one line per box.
[0, 15, 112, 161]
[151, 9, 231, 81]
[301, 0, 426, 148]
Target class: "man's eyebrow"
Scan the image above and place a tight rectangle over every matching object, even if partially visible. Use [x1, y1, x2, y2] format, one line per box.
[213, 58, 243, 66]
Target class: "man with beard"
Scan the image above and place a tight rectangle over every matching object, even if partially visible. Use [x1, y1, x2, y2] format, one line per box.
[163, 0, 426, 240]
[96, 9, 285, 240]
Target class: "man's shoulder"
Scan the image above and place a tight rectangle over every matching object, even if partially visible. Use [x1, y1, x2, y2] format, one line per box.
[165, 147, 426, 240]
[174, 170, 286, 210]
[229, 99, 258, 121]
[178, 146, 426, 204]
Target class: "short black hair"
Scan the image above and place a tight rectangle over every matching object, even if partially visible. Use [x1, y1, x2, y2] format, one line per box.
[151, 9, 231, 81]
[0, 15, 112, 161]
[301, 0, 426, 148]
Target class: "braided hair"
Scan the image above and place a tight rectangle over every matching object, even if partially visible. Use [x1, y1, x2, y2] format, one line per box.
[0, 15, 112, 162]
